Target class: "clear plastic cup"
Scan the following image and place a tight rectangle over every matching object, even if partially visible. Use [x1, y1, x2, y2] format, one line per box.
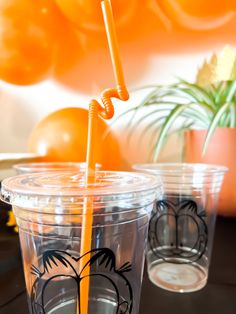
[1, 170, 160, 313]
[133, 163, 227, 293]
[13, 162, 101, 174]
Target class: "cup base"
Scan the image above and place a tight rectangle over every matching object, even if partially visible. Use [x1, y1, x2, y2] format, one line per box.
[31, 285, 132, 314]
[46, 297, 118, 314]
[148, 260, 207, 293]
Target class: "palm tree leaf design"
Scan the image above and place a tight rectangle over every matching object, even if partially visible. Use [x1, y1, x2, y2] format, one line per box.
[156, 199, 176, 214]
[117, 262, 132, 273]
[43, 250, 69, 273]
[30, 264, 42, 277]
[178, 199, 198, 213]
[79, 248, 117, 276]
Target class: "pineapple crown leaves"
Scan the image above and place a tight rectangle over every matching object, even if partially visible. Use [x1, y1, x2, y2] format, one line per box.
[197, 45, 236, 87]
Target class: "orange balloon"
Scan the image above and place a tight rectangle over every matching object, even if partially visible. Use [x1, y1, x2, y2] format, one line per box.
[53, 29, 85, 79]
[0, 0, 65, 85]
[158, 0, 235, 30]
[28, 107, 127, 170]
[54, 0, 138, 32]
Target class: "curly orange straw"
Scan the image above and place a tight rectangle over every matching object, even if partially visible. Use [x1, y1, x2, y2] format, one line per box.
[79, 1, 129, 313]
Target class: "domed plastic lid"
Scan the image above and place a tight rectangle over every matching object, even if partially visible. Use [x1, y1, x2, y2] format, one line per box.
[1, 171, 159, 209]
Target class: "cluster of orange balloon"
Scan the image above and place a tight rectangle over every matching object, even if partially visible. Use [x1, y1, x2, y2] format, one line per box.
[0, 0, 64, 85]
[0, 0, 142, 86]
[1, 0, 236, 87]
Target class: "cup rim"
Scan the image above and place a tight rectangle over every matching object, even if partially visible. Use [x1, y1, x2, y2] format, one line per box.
[133, 163, 228, 176]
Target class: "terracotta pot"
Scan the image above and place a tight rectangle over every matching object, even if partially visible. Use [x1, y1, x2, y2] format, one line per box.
[185, 128, 236, 216]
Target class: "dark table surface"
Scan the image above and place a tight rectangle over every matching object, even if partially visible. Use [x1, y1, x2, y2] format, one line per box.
[0, 216, 236, 314]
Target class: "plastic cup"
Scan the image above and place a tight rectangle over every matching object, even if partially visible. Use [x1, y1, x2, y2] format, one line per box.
[133, 163, 227, 293]
[1, 170, 160, 313]
[13, 162, 101, 174]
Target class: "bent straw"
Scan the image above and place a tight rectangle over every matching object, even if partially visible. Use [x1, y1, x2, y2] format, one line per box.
[79, 0, 129, 313]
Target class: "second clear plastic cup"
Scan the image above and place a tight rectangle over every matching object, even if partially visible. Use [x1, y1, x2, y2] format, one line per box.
[1, 170, 160, 313]
[133, 163, 227, 293]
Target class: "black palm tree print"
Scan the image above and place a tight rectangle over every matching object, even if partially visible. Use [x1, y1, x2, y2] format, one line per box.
[30, 248, 133, 314]
[148, 199, 208, 263]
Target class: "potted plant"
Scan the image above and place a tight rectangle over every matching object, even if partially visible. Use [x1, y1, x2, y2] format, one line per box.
[117, 46, 236, 216]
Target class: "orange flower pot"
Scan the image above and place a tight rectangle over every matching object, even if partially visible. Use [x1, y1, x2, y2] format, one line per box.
[185, 128, 236, 216]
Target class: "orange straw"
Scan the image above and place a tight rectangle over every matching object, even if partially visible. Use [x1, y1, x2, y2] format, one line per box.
[79, 0, 129, 313]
